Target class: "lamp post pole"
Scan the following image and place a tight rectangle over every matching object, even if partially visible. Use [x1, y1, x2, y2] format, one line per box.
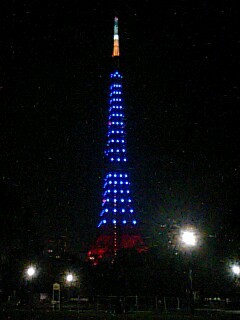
[189, 263, 194, 315]
[65, 273, 76, 307]
[181, 229, 198, 316]
[25, 265, 37, 315]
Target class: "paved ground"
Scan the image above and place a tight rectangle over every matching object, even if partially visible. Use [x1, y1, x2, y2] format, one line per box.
[2, 304, 240, 320]
[1, 309, 240, 320]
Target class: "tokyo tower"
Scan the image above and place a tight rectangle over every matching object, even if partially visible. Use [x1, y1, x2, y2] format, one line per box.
[87, 17, 146, 264]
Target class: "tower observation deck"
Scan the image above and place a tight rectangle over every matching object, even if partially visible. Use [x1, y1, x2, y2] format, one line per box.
[87, 17, 147, 265]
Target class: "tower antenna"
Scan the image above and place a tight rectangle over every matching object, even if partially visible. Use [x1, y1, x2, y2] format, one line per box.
[112, 16, 120, 57]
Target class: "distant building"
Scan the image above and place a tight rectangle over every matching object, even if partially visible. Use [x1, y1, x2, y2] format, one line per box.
[43, 235, 70, 260]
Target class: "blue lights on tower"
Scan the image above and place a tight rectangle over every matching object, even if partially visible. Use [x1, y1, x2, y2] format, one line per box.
[98, 70, 137, 227]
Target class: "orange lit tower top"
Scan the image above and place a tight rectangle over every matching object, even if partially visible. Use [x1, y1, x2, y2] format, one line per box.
[112, 16, 120, 57]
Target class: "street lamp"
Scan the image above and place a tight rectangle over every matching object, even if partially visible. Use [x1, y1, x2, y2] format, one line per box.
[26, 266, 36, 279]
[180, 228, 198, 315]
[25, 265, 37, 310]
[65, 272, 76, 303]
[66, 273, 74, 283]
[182, 230, 197, 247]
[231, 264, 240, 276]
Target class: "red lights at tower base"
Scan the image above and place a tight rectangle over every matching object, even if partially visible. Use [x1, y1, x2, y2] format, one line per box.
[87, 232, 147, 265]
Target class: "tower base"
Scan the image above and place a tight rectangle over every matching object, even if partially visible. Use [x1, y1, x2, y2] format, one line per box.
[87, 229, 147, 265]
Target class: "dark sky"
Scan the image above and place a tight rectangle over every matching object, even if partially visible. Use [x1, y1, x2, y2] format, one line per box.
[1, 1, 239, 251]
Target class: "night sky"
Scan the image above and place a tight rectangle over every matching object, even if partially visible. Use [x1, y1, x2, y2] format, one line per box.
[1, 1, 239, 253]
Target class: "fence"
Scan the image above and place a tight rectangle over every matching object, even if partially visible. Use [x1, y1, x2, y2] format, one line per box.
[93, 295, 188, 314]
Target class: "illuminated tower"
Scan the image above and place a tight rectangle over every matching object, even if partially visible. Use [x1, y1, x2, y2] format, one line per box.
[87, 17, 146, 264]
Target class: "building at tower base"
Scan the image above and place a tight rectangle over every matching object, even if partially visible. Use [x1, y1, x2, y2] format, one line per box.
[88, 226, 147, 265]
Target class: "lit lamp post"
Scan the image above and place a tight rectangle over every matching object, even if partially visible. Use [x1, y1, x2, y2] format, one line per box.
[229, 264, 240, 306]
[65, 273, 75, 303]
[181, 230, 197, 248]
[66, 273, 74, 283]
[26, 266, 36, 279]
[231, 264, 240, 288]
[181, 229, 198, 315]
[231, 264, 240, 277]
[25, 265, 37, 309]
